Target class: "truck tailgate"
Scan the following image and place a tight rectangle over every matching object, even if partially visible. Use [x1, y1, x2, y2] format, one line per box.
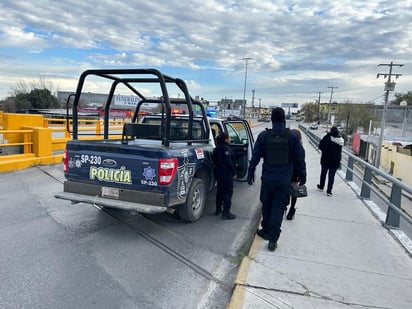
[65, 140, 164, 190]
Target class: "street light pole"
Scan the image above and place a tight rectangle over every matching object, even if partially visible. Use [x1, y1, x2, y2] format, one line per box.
[316, 91, 323, 121]
[327, 86, 338, 123]
[375, 61, 403, 168]
[241, 57, 252, 118]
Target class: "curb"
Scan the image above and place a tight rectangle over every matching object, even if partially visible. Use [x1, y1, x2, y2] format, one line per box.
[227, 230, 263, 308]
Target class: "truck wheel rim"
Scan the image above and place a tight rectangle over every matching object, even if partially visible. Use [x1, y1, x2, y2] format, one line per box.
[191, 187, 203, 215]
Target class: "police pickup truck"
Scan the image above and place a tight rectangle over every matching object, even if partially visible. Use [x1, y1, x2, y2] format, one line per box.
[55, 69, 254, 222]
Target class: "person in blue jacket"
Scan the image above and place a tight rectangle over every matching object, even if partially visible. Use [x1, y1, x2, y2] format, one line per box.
[247, 108, 306, 251]
[213, 132, 237, 220]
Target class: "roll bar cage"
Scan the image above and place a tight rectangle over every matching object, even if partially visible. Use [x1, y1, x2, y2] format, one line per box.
[67, 68, 210, 147]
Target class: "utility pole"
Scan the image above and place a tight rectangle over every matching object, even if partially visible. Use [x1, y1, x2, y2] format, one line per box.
[375, 61, 404, 168]
[327, 86, 338, 123]
[240, 57, 252, 118]
[345, 111, 350, 143]
[258, 98, 262, 119]
[251, 89, 255, 118]
[316, 91, 323, 121]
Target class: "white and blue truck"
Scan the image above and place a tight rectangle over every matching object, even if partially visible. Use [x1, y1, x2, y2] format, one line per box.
[55, 69, 254, 222]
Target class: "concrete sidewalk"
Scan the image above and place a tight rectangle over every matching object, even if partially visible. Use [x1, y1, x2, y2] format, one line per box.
[228, 129, 412, 309]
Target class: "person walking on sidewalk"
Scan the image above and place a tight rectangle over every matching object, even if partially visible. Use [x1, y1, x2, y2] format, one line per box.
[286, 128, 305, 220]
[317, 126, 344, 196]
[213, 132, 237, 220]
[247, 108, 306, 251]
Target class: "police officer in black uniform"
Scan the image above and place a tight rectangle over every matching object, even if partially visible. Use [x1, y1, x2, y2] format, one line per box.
[247, 107, 306, 251]
[213, 132, 237, 220]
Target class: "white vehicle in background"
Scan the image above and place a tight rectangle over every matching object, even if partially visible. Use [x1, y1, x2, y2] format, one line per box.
[310, 122, 319, 130]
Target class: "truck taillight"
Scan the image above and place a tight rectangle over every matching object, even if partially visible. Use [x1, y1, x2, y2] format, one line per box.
[158, 158, 178, 185]
[63, 149, 68, 173]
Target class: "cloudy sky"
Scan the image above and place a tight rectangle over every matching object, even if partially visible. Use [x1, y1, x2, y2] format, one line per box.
[0, 0, 411, 107]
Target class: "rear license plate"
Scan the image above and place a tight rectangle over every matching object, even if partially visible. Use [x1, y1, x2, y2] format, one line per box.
[102, 187, 119, 199]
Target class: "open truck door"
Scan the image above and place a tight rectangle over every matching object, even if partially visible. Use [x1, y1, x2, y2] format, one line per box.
[222, 120, 255, 181]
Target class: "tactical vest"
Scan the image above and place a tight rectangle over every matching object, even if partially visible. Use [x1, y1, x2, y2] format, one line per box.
[265, 128, 290, 165]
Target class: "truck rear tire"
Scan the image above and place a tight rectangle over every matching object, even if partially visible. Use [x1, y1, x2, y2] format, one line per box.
[177, 178, 205, 222]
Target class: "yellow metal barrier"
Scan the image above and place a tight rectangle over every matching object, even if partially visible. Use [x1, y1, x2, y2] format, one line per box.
[0, 129, 33, 153]
[0, 113, 127, 172]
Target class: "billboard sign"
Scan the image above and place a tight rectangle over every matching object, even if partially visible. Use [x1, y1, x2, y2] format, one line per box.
[114, 95, 139, 107]
[281, 103, 299, 108]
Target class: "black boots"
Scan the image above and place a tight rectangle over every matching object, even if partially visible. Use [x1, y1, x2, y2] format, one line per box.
[216, 207, 236, 219]
[221, 211, 236, 220]
[286, 207, 296, 220]
[268, 241, 277, 251]
[257, 228, 278, 251]
[256, 229, 269, 240]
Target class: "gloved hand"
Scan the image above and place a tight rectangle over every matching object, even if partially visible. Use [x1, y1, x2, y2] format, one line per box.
[247, 170, 255, 185]
[299, 174, 306, 186]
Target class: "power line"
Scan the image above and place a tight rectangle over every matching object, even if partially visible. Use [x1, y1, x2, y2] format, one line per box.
[375, 61, 404, 168]
[367, 94, 385, 103]
[186, 0, 228, 48]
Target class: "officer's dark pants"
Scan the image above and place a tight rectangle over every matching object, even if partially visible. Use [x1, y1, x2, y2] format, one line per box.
[260, 179, 290, 242]
[214, 168, 233, 212]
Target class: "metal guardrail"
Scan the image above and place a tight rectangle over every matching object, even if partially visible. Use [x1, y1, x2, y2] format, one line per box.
[0, 129, 33, 154]
[44, 117, 125, 137]
[0, 116, 126, 172]
[300, 124, 412, 230]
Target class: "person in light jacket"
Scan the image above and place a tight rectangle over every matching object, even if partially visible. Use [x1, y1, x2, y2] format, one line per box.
[317, 126, 344, 196]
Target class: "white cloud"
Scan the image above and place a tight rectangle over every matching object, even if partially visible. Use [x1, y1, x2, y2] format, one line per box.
[0, 0, 410, 105]
[0, 26, 46, 51]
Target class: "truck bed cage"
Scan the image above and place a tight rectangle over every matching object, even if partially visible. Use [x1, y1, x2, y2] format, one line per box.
[68, 68, 210, 147]
[122, 123, 161, 143]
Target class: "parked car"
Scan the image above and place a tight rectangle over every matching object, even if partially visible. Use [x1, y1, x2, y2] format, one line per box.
[257, 117, 270, 122]
[310, 122, 319, 130]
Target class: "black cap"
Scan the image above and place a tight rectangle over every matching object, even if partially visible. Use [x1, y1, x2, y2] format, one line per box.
[271, 107, 286, 123]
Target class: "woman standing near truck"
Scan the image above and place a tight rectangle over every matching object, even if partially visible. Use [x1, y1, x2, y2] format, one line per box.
[213, 133, 237, 220]
[286, 128, 305, 220]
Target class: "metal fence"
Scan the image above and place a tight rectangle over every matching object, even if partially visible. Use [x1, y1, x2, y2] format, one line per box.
[361, 107, 412, 138]
[300, 124, 412, 231]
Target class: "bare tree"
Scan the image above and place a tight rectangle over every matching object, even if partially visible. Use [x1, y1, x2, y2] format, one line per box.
[7, 77, 60, 111]
[10, 76, 59, 97]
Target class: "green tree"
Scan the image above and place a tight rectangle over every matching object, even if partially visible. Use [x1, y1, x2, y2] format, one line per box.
[300, 102, 319, 122]
[15, 93, 31, 110]
[335, 103, 376, 136]
[27, 88, 60, 109]
[13, 88, 60, 110]
[0, 97, 17, 112]
[8, 77, 61, 111]
[391, 91, 412, 105]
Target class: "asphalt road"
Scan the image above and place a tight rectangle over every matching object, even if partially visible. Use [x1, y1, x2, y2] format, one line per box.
[0, 126, 265, 309]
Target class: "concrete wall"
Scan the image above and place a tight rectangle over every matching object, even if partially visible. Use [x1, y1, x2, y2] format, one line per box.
[381, 141, 412, 186]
